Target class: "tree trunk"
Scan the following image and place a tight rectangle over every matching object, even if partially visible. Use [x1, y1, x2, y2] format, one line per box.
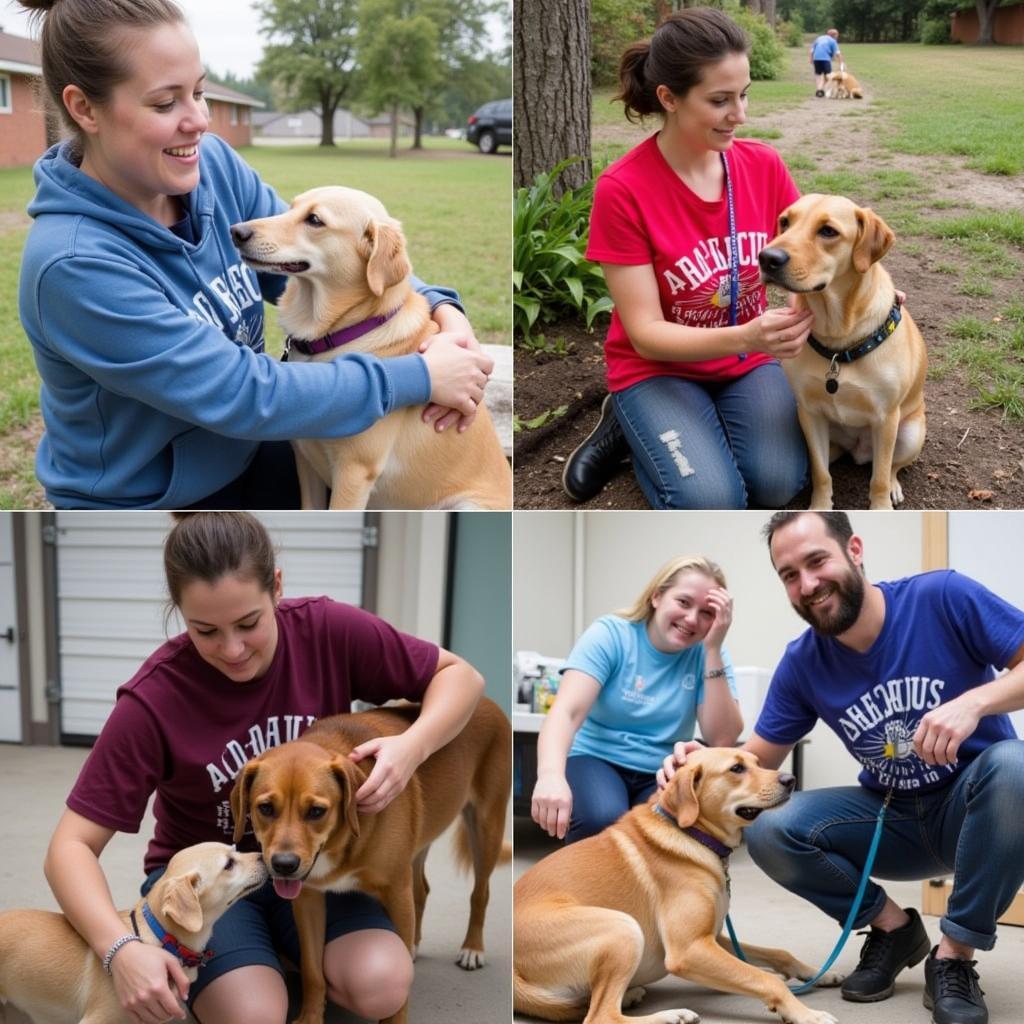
[412, 106, 424, 149]
[389, 103, 399, 159]
[318, 87, 335, 147]
[761, 0, 776, 29]
[747, 0, 763, 16]
[975, 0, 998, 44]
[514, 0, 591, 194]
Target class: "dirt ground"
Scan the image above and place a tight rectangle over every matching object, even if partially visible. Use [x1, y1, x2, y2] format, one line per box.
[514, 93, 1024, 510]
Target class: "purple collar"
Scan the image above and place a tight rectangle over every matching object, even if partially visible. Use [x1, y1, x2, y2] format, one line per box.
[287, 306, 402, 356]
[653, 804, 734, 859]
[132, 903, 214, 970]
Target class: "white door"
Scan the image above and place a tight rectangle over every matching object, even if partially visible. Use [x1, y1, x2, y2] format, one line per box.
[0, 513, 21, 742]
[54, 512, 366, 738]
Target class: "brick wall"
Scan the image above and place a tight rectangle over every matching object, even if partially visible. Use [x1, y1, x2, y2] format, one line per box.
[207, 100, 253, 148]
[0, 73, 48, 168]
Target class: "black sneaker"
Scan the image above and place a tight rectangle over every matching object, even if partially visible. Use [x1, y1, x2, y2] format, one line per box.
[815, 89, 825, 97]
[561, 394, 631, 502]
[841, 906, 931, 1002]
[923, 948, 987, 1024]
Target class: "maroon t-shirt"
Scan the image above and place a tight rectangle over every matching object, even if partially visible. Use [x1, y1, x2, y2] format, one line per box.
[67, 596, 439, 872]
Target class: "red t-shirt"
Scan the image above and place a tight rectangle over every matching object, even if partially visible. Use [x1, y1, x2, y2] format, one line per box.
[586, 136, 800, 392]
[67, 596, 438, 872]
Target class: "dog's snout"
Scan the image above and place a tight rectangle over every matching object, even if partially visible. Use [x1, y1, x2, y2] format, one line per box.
[270, 852, 301, 876]
[778, 772, 796, 792]
[758, 247, 790, 272]
[230, 223, 253, 246]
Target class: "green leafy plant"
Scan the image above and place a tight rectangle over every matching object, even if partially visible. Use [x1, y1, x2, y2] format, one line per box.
[513, 159, 613, 344]
[513, 405, 569, 433]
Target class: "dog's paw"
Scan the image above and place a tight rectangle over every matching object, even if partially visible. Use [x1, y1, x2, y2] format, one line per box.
[456, 947, 486, 970]
[623, 985, 646, 1008]
[411, 943, 419, 961]
[813, 969, 845, 987]
[654, 1010, 700, 1024]
[785, 1011, 838, 1024]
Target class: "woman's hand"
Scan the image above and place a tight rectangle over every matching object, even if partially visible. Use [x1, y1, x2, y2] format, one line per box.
[703, 587, 733, 652]
[655, 740, 705, 791]
[531, 771, 573, 840]
[420, 306, 490, 432]
[111, 940, 190, 1023]
[744, 306, 815, 360]
[420, 337, 493, 428]
[350, 734, 424, 813]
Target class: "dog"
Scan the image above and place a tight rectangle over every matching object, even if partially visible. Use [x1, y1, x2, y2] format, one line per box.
[230, 698, 512, 1024]
[825, 70, 863, 99]
[0, 841, 266, 1024]
[514, 747, 842, 1024]
[230, 187, 512, 511]
[759, 194, 927, 509]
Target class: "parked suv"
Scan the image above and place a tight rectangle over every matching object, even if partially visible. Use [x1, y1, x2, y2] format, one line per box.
[466, 98, 512, 154]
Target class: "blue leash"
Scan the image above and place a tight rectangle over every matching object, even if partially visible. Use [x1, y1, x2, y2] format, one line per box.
[726, 786, 894, 994]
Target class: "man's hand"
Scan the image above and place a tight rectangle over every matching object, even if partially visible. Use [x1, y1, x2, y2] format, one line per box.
[655, 740, 704, 791]
[912, 692, 983, 766]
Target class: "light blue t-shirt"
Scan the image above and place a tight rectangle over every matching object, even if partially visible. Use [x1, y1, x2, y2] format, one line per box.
[811, 35, 839, 61]
[756, 571, 1024, 795]
[564, 615, 738, 773]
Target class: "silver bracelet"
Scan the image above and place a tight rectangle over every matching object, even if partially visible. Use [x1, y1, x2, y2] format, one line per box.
[705, 667, 728, 680]
[103, 934, 142, 976]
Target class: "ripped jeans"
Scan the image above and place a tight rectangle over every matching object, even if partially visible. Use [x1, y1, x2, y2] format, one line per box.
[612, 361, 808, 509]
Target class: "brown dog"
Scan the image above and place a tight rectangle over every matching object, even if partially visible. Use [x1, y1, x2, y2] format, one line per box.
[825, 70, 863, 99]
[759, 194, 927, 509]
[230, 699, 512, 1024]
[514, 748, 842, 1024]
[0, 842, 266, 1024]
[231, 187, 512, 511]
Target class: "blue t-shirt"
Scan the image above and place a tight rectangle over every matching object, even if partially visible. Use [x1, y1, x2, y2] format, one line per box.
[564, 615, 738, 773]
[756, 571, 1024, 795]
[811, 35, 839, 61]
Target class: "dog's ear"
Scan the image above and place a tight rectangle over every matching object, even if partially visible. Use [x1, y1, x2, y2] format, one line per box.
[661, 763, 702, 829]
[229, 760, 261, 844]
[852, 207, 894, 273]
[330, 755, 362, 837]
[362, 219, 411, 296]
[160, 871, 204, 935]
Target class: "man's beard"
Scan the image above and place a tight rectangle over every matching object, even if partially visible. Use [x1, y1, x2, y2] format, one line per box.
[792, 563, 865, 636]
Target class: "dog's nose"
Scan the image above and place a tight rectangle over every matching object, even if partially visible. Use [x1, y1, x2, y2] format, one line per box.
[758, 247, 790, 272]
[271, 853, 301, 876]
[778, 773, 796, 791]
[230, 223, 253, 246]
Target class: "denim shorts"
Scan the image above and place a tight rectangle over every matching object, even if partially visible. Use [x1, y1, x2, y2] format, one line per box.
[140, 868, 395, 1005]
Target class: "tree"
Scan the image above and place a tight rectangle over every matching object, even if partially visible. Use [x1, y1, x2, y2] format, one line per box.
[514, 0, 591, 193]
[255, 0, 359, 147]
[975, 0, 999, 43]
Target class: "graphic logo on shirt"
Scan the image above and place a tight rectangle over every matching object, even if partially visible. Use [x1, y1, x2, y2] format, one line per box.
[621, 675, 656, 707]
[187, 261, 263, 330]
[840, 676, 958, 790]
[204, 714, 316, 797]
[681, 672, 697, 691]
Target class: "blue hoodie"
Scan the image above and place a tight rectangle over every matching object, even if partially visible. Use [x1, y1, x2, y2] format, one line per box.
[19, 134, 456, 509]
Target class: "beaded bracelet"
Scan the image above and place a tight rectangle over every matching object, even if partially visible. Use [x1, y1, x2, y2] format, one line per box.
[103, 934, 143, 976]
[705, 667, 728, 680]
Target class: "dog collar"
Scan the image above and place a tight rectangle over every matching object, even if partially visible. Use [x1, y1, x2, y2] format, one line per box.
[807, 297, 902, 394]
[286, 306, 403, 357]
[652, 804, 734, 859]
[132, 903, 214, 970]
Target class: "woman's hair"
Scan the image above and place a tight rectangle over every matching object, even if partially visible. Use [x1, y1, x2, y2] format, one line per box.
[617, 7, 749, 123]
[617, 555, 728, 624]
[164, 512, 277, 609]
[17, 0, 186, 151]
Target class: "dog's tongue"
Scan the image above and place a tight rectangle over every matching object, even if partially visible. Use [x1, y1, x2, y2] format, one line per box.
[273, 878, 303, 900]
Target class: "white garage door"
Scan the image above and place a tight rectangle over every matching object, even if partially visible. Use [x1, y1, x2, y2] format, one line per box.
[54, 512, 367, 739]
[0, 514, 20, 743]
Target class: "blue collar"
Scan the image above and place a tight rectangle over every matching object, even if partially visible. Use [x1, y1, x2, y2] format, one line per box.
[132, 902, 214, 970]
[652, 804, 734, 859]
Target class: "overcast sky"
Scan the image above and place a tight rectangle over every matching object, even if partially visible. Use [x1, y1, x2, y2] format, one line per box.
[2, 0, 507, 80]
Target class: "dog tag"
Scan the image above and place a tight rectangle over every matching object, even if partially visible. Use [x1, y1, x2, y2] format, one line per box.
[825, 355, 840, 395]
[825, 377, 839, 394]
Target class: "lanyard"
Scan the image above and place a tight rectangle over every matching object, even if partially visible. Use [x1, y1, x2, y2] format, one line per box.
[720, 152, 745, 360]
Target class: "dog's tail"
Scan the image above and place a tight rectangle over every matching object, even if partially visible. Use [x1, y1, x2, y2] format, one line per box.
[514, 972, 586, 1022]
[452, 808, 512, 874]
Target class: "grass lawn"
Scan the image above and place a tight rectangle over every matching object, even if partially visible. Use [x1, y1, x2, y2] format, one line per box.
[0, 136, 510, 506]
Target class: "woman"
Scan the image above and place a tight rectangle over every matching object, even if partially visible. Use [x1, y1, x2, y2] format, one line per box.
[531, 555, 743, 843]
[44, 512, 486, 1024]
[563, 7, 811, 509]
[17, 0, 492, 509]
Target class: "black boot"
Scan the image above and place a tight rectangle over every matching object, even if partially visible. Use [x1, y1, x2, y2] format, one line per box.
[841, 907, 931, 1002]
[923, 947, 987, 1024]
[561, 394, 630, 502]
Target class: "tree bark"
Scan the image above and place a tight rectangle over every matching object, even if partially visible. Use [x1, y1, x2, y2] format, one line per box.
[514, 0, 591, 194]
[389, 103, 399, 159]
[412, 106, 425, 149]
[975, 0, 999, 44]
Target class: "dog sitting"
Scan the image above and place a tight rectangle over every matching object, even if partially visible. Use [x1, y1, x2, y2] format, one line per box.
[230, 699, 512, 1024]
[514, 748, 841, 1024]
[825, 70, 863, 99]
[759, 194, 927, 510]
[231, 187, 512, 511]
[0, 842, 266, 1024]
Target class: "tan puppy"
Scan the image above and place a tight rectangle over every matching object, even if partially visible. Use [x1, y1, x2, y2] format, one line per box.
[230, 699, 512, 1024]
[515, 748, 842, 1024]
[0, 842, 266, 1024]
[231, 187, 512, 511]
[759, 194, 927, 509]
[825, 70, 863, 99]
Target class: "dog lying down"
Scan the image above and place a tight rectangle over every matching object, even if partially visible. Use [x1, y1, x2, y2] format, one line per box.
[514, 747, 842, 1024]
[0, 842, 266, 1024]
[231, 186, 512, 511]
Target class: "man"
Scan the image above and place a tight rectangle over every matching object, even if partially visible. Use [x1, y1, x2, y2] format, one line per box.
[661, 511, 1024, 1024]
[810, 29, 842, 97]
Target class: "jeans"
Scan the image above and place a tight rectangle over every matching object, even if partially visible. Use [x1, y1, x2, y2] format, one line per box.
[564, 753, 658, 845]
[612, 361, 808, 509]
[745, 739, 1024, 951]
[186, 440, 301, 509]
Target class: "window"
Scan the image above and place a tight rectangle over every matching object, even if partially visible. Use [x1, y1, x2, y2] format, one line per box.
[0, 75, 11, 114]
[230, 104, 238, 126]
